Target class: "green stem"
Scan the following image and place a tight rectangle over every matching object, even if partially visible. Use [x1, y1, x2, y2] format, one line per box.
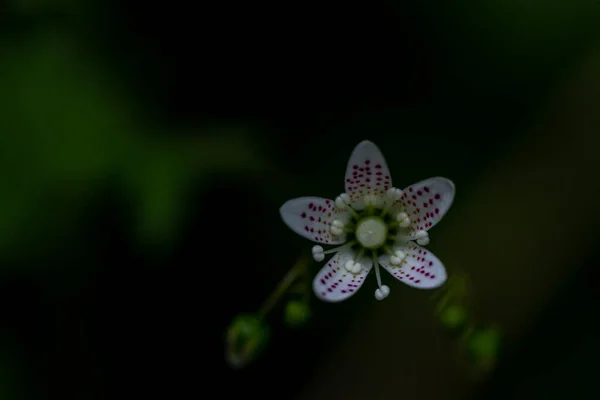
[434, 292, 452, 315]
[460, 323, 477, 344]
[257, 257, 307, 318]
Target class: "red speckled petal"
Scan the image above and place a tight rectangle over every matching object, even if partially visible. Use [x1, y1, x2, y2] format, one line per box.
[313, 249, 373, 302]
[344, 141, 392, 202]
[280, 197, 350, 244]
[379, 242, 447, 289]
[396, 177, 455, 237]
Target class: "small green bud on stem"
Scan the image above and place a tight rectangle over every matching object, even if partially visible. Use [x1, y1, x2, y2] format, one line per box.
[467, 326, 502, 372]
[225, 314, 270, 369]
[284, 300, 311, 327]
[439, 304, 468, 334]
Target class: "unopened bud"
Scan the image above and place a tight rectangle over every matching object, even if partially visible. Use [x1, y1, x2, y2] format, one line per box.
[284, 300, 311, 327]
[225, 314, 270, 369]
[467, 327, 502, 371]
[439, 304, 468, 334]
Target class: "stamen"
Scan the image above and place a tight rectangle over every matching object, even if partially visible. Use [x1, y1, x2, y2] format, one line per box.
[330, 219, 345, 236]
[372, 252, 390, 300]
[334, 193, 350, 210]
[372, 252, 382, 287]
[344, 260, 362, 274]
[312, 242, 358, 263]
[335, 193, 360, 219]
[322, 241, 356, 255]
[385, 246, 406, 265]
[311, 245, 325, 262]
[342, 247, 366, 275]
[396, 212, 411, 228]
[386, 187, 403, 202]
[344, 249, 364, 274]
[380, 187, 402, 217]
[389, 231, 409, 241]
[415, 230, 430, 246]
[375, 286, 390, 301]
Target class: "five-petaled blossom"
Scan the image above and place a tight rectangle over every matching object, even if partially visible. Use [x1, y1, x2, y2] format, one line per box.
[280, 140, 455, 302]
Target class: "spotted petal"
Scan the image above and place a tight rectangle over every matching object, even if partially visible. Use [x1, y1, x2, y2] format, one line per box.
[313, 248, 373, 302]
[379, 242, 447, 289]
[397, 177, 455, 238]
[344, 140, 392, 203]
[280, 197, 350, 244]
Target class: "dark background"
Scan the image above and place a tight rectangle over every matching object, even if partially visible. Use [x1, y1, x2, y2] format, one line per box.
[0, 1, 599, 399]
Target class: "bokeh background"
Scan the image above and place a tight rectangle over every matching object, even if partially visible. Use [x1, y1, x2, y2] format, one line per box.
[1, 1, 599, 399]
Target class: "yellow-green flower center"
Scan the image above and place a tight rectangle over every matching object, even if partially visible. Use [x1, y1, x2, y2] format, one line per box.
[355, 216, 387, 249]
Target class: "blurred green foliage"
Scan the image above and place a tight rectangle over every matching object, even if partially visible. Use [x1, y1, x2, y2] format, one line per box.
[0, 0, 597, 398]
[0, 30, 267, 261]
[6, 0, 80, 14]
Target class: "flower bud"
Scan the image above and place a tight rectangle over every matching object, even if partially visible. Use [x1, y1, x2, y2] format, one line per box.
[467, 327, 501, 371]
[284, 300, 311, 327]
[225, 314, 270, 369]
[439, 304, 468, 335]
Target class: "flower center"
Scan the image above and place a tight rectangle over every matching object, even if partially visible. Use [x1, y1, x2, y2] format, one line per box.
[355, 216, 387, 249]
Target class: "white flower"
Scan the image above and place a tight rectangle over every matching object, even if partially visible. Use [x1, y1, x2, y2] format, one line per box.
[280, 140, 455, 302]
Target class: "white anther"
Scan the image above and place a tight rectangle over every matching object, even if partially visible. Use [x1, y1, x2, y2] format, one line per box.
[330, 219, 345, 236]
[374, 285, 390, 301]
[415, 230, 430, 246]
[415, 230, 428, 239]
[344, 260, 362, 274]
[311, 245, 324, 262]
[417, 236, 430, 246]
[386, 187, 403, 202]
[396, 212, 411, 228]
[344, 260, 354, 272]
[390, 250, 406, 265]
[335, 193, 351, 210]
[332, 220, 344, 228]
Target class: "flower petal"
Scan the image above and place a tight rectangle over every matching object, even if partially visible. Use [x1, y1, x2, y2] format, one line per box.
[379, 242, 447, 289]
[313, 248, 373, 302]
[345, 140, 392, 203]
[397, 177, 455, 237]
[280, 197, 350, 244]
